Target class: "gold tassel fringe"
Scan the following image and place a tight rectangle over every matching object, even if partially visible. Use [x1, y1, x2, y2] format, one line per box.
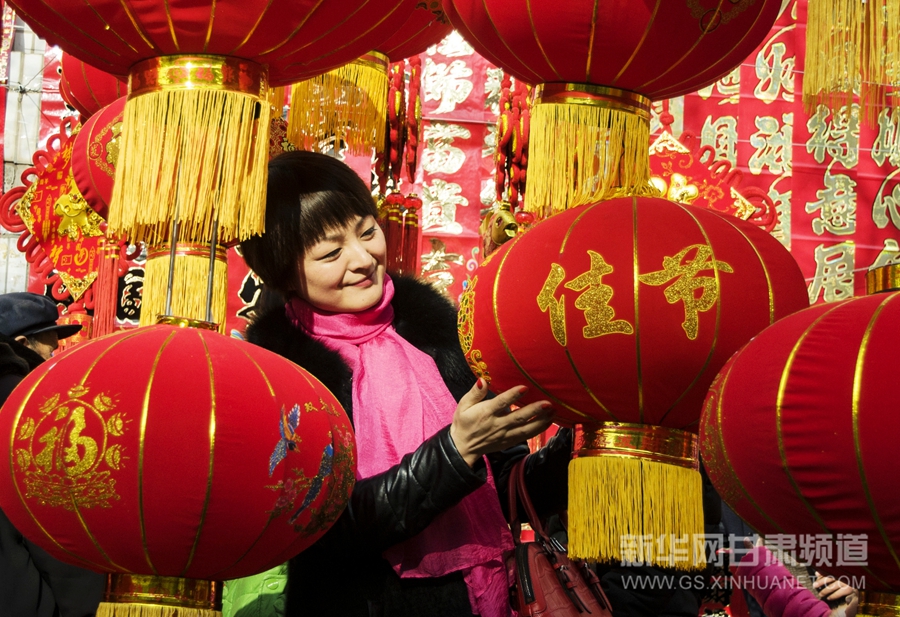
[97, 603, 219, 617]
[804, 0, 900, 125]
[288, 52, 389, 156]
[567, 455, 705, 570]
[527, 85, 655, 217]
[109, 57, 270, 245]
[139, 245, 228, 333]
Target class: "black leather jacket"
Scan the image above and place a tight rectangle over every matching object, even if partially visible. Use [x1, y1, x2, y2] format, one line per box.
[246, 276, 572, 617]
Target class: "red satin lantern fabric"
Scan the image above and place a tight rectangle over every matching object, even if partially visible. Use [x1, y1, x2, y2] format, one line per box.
[445, 0, 782, 98]
[701, 292, 900, 592]
[0, 325, 356, 580]
[459, 197, 808, 429]
[379, 12, 453, 61]
[9, 0, 422, 86]
[71, 96, 125, 220]
[59, 53, 126, 118]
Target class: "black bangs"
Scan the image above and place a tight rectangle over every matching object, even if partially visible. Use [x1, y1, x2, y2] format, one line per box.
[239, 151, 378, 294]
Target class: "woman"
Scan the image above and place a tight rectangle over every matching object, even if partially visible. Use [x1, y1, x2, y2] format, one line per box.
[240, 151, 572, 617]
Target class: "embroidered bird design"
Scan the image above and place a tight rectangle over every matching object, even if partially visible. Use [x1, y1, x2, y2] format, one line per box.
[269, 404, 301, 476]
[289, 442, 334, 523]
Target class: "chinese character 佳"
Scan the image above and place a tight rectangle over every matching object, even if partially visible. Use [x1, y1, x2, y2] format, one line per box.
[537, 251, 634, 347]
[637, 244, 733, 340]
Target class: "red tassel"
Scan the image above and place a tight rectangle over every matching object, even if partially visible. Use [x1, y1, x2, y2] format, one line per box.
[92, 238, 121, 337]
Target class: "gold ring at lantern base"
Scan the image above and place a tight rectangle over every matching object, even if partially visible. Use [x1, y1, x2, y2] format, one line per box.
[129, 55, 268, 98]
[156, 315, 221, 331]
[355, 50, 389, 73]
[866, 264, 900, 295]
[147, 243, 228, 262]
[573, 422, 699, 470]
[104, 574, 222, 610]
[860, 591, 900, 617]
[534, 83, 652, 120]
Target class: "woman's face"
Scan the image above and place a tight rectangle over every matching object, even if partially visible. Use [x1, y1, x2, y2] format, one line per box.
[298, 214, 386, 313]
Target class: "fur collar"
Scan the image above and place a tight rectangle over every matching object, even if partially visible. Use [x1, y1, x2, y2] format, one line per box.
[245, 276, 476, 421]
[0, 332, 42, 378]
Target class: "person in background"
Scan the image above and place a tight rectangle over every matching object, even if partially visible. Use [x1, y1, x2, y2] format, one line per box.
[238, 150, 572, 617]
[0, 292, 106, 617]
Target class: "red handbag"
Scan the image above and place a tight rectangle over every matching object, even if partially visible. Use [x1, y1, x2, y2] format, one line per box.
[507, 458, 614, 616]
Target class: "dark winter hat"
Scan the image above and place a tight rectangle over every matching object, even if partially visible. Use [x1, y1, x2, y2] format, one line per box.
[0, 292, 82, 339]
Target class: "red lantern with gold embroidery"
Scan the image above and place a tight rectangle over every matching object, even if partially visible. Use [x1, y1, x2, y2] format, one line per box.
[0, 324, 356, 612]
[458, 196, 808, 566]
[700, 280, 900, 610]
[445, 0, 783, 215]
[71, 96, 125, 221]
[59, 53, 126, 119]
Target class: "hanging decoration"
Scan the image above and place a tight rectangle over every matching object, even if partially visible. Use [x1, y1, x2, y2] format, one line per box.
[458, 196, 809, 567]
[445, 0, 783, 216]
[700, 279, 900, 610]
[58, 52, 126, 120]
[8, 0, 419, 248]
[803, 0, 900, 125]
[0, 324, 356, 617]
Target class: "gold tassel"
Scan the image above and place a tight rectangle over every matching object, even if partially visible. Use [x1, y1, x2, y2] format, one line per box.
[97, 604, 218, 617]
[804, 0, 900, 126]
[288, 51, 389, 156]
[567, 423, 705, 570]
[139, 244, 228, 333]
[108, 56, 270, 245]
[858, 591, 900, 617]
[527, 84, 655, 218]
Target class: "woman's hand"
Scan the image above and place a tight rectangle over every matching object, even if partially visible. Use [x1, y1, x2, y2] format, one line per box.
[815, 573, 859, 617]
[449, 379, 555, 467]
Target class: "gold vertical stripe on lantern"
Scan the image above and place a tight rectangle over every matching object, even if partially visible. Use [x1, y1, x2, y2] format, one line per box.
[568, 423, 705, 570]
[287, 51, 389, 156]
[140, 244, 228, 333]
[527, 84, 656, 217]
[803, 0, 900, 125]
[108, 56, 270, 244]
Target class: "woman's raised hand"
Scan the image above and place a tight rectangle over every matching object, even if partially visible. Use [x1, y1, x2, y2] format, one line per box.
[449, 379, 555, 467]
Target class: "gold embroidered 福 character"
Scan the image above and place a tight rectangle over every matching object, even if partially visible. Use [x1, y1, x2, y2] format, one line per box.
[564, 251, 633, 339]
[537, 263, 568, 346]
[638, 244, 733, 340]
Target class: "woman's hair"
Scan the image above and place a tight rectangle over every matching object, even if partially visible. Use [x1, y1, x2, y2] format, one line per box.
[240, 150, 378, 295]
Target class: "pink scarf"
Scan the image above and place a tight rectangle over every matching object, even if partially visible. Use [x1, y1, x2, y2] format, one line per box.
[287, 275, 514, 617]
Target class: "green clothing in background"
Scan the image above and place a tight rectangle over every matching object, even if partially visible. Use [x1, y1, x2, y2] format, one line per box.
[223, 564, 287, 617]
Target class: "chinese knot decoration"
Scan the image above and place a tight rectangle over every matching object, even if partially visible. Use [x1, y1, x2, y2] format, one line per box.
[701, 289, 900, 608]
[445, 0, 782, 216]
[0, 324, 356, 613]
[458, 196, 809, 567]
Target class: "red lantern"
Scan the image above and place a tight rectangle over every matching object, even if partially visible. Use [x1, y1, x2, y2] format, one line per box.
[444, 0, 782, 215]
[379, 10, 453, 61]
[59, 53, 126, 119]
[71, 96, 125, 221]
[700, 280, 900, 609]
[8, 0, 418, 247]
[458, 196, 808, 566]
[0, 324, 356, 609]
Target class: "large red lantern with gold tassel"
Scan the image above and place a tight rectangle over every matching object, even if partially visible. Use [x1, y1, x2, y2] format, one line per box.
[9, 0, 417, 246]
[0, 323, 356, 615]
[700, 269, 900, 613]
[445, 0, 783, 216]
[458, 196, 808, 567]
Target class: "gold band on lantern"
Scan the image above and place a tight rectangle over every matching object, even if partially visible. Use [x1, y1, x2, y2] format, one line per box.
[573, 422, 699, 470]
[104, 574, 222, 610]
[866, 264, 900, 295]
[355, 50, 389, 73]
[533, 83, 652, 121]
[129, 55, 268, 98]
[147, 243, 228, 262]
[156, 315, 221, 331]
[860, 591, 900, 617]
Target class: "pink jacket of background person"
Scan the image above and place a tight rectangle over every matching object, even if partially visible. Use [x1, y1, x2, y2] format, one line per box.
[730, 546, 833, 617]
